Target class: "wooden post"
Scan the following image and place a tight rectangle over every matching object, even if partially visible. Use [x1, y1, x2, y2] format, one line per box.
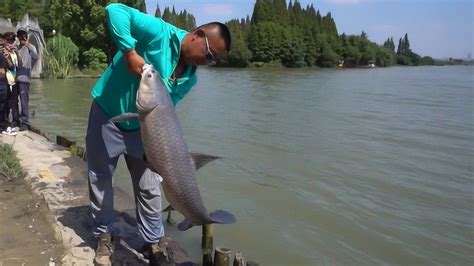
[214, 247, 231, 266]
[233, 252, 245, 266]
[56, 135, 75, 148]
[76, 146, 86, 160]
[202, 224, 213, 250]
[202, 249, 213, 266]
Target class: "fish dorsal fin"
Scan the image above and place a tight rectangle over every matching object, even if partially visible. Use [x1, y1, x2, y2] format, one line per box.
[190, 152, 221, 170]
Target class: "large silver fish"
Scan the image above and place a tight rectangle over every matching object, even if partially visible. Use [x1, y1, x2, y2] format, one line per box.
[111, 64, 235, 231]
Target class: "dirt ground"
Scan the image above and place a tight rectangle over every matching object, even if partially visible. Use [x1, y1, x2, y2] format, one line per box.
[0, 176, 64, 266]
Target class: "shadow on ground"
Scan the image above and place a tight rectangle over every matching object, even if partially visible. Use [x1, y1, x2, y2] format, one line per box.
[58, 206, 196, 265]
[58, 205, 148, 265]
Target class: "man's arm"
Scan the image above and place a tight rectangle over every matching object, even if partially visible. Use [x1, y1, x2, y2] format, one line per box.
[27, 43, 39, 61]
[105, 3, 165, 75]
[0, 55, 7, 75]
[2, 49, 13, 69]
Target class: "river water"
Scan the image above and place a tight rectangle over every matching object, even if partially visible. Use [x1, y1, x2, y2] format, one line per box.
[28, 66, 473, 265]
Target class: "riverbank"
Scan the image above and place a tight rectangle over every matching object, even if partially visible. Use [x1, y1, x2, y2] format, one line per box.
[0, 143, 63, 265]
[0, 130, 150, 265]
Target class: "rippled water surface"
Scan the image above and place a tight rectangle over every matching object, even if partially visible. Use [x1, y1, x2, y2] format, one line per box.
[29, 66, 473, 265]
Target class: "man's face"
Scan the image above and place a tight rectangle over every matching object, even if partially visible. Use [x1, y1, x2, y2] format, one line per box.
[185, 29, 227, 66]
[5, 38, 15, 50]
[18, 34, 27, 45]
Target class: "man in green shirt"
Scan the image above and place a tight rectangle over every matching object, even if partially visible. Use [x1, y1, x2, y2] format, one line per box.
[87, 4, 231, 265]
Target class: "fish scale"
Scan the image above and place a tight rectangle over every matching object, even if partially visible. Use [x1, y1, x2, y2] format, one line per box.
[141, 106, 208, 223]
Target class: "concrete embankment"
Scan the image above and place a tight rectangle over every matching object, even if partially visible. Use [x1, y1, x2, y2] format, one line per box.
[0, 130, 148, 265]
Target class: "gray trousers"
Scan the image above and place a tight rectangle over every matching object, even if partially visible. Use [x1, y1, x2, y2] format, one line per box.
[86, 101, 164, 243]
[18, 82, 29, 125]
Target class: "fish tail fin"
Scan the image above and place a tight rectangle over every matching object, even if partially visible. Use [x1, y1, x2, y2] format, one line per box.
[177, 210, 236, 231]
[210, 210, 236, 225]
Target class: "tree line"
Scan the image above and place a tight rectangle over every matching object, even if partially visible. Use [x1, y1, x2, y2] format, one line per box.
[0, 0, 435, 76]
[220, 0, 434, 68]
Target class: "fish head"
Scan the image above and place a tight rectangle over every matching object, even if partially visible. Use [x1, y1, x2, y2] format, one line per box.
[136, 64, 168, 113]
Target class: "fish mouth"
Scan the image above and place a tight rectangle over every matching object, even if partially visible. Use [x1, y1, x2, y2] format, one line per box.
[141, 64, 154, 77]
[136, 64, 159, 113]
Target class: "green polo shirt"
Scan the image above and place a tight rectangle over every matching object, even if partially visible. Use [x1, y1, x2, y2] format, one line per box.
[91, 3, 197, 131]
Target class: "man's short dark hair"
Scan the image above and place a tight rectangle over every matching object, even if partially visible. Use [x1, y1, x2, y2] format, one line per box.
[3, 32, 16, 43]
[17, 29, 28, 38]
[198, 22, 231, 52]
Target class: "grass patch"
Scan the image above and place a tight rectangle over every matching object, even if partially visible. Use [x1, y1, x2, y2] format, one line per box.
[0, 144, 27, 180]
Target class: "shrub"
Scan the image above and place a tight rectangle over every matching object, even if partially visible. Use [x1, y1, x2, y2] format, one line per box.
[44, 34, 79, 78]
[0, 144, 26, 180]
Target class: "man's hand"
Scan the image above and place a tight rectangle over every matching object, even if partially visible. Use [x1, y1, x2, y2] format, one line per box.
[2, 48, 9, 58]
[123, 49, 145, 76]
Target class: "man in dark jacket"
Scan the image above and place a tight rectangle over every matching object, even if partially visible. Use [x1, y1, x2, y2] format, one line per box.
[0, 33, 16, 134]
[0, 34, 10, 131]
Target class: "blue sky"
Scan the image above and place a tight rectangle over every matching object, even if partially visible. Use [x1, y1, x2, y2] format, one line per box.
[145, 0, 473, 59]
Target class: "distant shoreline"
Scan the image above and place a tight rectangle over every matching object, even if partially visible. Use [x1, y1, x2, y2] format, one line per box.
[32, 62, 474, 80]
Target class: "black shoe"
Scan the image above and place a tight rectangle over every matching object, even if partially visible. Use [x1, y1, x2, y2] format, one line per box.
[147, 239, 174, 266]
[94, 233, 113, 266]
[19, 124, 29, 131]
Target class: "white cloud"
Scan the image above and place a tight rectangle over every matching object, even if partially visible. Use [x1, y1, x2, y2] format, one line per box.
[325, 0, 362, 4]
[202, 4, 234, 16]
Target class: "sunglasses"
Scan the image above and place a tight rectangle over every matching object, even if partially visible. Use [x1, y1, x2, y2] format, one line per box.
[204, 35, 216, 64]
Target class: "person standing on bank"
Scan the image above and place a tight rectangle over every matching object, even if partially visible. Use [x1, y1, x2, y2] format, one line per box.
[1, 32, 22, 135]
[16, 28, 38, 131]
[0, 34, 14, 132]
[86, 3, 231, 265]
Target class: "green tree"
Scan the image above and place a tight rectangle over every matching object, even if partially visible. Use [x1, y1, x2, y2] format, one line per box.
[375, 46, 395, 67]
[273, 0, 289, 25]
[251, 0, 275, 24]
[154, 4, 161, 17]
[418, 56, 435, 65]
[383, 37, 395, 52]
[220, 19, 252, 67]
[83, 48, 108, 71]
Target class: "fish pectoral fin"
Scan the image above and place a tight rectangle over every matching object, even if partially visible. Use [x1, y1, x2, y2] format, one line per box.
[109, 113, 139, 123]
[177, 219, 194, 231]
[190, 152, 221, 170]
[210, 210, 236, 225]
